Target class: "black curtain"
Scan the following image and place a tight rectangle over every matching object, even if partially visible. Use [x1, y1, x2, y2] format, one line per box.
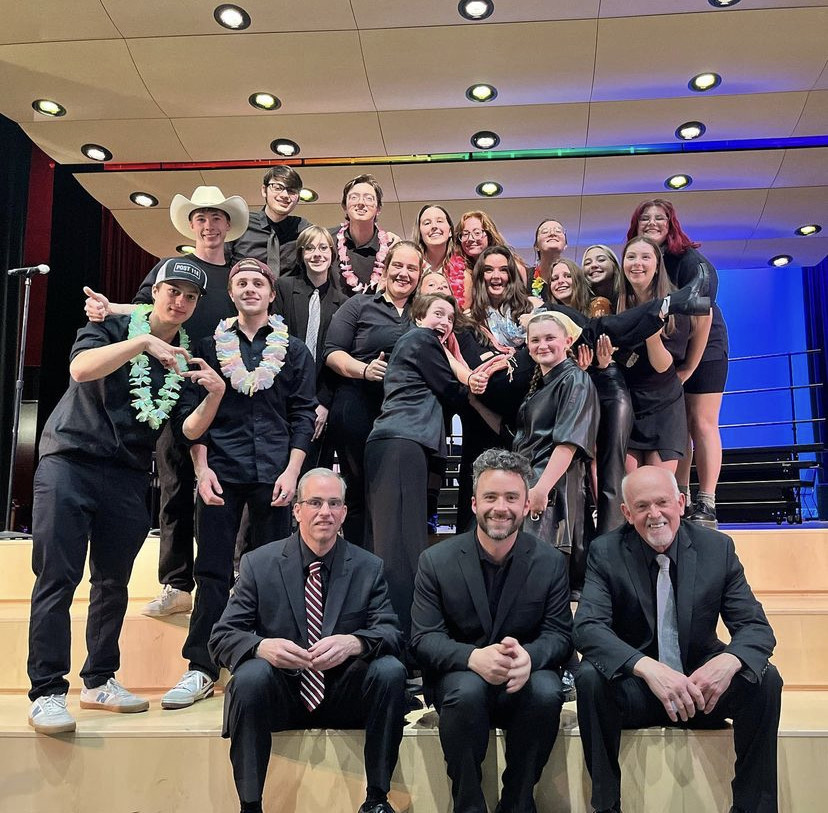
[802, 258, 828, 517]
[0, 115, 32, 522]
[36, 166, 103, 442]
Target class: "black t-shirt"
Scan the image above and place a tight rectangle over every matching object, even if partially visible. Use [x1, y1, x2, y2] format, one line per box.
[39, 317, 182, 470]
[328, 225, 383, 296]
[133, 255, 234, 345]
[226, 209, 312, 278]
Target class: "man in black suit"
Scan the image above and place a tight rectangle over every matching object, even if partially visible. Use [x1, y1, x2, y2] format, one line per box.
[574, 466, 782, 813]
[209, 468, 407, 813]
[410, 449, 573, 813]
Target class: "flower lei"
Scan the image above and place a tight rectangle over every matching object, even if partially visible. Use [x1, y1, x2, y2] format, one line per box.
[336, 223, 389, 293]
[214, 314, 289, 396]
[531, 266, 547, 298]
[127, 304, 189, 430]
[443, 252, 468, 307]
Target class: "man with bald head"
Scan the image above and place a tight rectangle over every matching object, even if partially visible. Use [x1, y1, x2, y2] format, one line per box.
[574, 466, 781, 813]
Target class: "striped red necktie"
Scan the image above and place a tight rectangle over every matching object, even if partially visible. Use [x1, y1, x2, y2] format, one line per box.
[300, 560, 325, 711]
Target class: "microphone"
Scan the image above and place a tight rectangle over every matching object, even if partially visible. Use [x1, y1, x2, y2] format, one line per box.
[7, 264, 50, 277]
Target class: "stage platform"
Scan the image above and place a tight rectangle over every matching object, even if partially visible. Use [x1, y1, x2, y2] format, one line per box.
[1, 527, 827, 811]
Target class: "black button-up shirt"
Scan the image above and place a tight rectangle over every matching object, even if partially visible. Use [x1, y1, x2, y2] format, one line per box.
[226, 209, 312, 278]
[328, 224, 382, 296]
[39, 317, 182, 471]
[180, 321, 317, 484]
[477, 538, 514, 623]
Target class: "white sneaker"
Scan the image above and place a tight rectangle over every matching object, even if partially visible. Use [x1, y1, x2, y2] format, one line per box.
[142, 584, 192, 617]
[161, 670, 215, 709]
[28, 694, 76, 734]
[79, 677, 149, 713]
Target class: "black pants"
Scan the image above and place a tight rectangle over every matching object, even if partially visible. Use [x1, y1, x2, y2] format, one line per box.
[186, 484, 291, 680]
[551, 300, 665, 351]
[155, 423, 196, 591]
[27, 454, 149, 699]
[433, 669, 564, 813]
[328, 380, 382, 547]
[575, 660, 783, 813]
[225, 655, 407, 805]
[364, 437, 429, 638]
[590, 364, 633, 536]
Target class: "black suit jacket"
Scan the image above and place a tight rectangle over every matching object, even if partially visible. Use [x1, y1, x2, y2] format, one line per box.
[274, 274, 348, 408]
[209, 533, 403, 674]
[573, 521, 776, 683]
[409, 530, 573, 695]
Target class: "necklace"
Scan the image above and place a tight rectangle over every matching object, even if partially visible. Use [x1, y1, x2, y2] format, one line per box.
[215, 314, 289, 395]
[531, 266, 547, 298]
[336, 223, 389, 293]
[127, 304, 189, 430]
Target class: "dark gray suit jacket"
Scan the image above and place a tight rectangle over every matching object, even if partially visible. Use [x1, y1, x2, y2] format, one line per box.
[409, 530, 573, 695]
[209, 533, 403, 673]
[573, 521, 776, 683]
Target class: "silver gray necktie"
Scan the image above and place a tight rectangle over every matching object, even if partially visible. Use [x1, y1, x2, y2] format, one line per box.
[306, 289, 321, 361]
[656, 554, 683, 672]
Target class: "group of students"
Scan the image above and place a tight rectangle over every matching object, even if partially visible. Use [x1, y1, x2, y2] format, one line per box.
[24, 167, 729, 778]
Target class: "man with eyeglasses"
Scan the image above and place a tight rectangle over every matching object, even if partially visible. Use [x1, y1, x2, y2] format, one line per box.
[226, 166, 312, 277]
[210, 467, 407, 813]
[160, 257, 317, 711]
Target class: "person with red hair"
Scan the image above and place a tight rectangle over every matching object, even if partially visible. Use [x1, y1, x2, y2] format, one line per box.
[627, 199, 728, 529]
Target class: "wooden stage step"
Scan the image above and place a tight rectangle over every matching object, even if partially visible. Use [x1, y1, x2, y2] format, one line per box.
[1, 692, 825, 812]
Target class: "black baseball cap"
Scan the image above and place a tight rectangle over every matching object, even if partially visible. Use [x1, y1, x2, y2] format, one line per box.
[154, 258, 208, 294]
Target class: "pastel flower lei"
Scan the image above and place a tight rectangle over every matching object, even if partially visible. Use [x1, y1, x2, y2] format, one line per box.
[127, 304, 189, 430]
[215, 314, 289, 396]
[336, 223, 389, 293]
[531, 266, 547, 298]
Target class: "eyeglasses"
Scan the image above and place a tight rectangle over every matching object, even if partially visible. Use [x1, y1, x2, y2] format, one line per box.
[266, 182, 299, 197]
[638, 215, 668, 224]
[538, 226, 565, 237]
[346, 193, 377, 205]
[296, 497, 345, 510]
[302, 244, 332, 253]
[460, 229, 486, 240]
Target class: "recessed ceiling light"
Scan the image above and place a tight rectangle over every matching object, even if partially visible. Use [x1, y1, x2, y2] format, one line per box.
[32, 99, 66, 117]
[248, 92, 281, 111]
[129, 192, 158, 208]
[458, 0, 494, 20]
[81, 143, 112, 162]
[689, 72, 722, 92]
[470, 130, 501, 150]
[214, 4, 250, 30]
[675, 121, 706, 141]
[769, 254, 792, 267]
[270, 138, 300, 157]
[298, 188, 318, 203]
[466, 84, 498, 103]
[177, 244, 196, 255]
[476, 181, 502, 197]
[664, 174, 692, 190]
[795, 224, 822, 236]
[708, 0, 741, 6]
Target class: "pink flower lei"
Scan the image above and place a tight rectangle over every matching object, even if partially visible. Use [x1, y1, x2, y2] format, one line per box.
[215, 315, 289, 396]
[443, 252, 468, 307]
[336, 223, 389, 293]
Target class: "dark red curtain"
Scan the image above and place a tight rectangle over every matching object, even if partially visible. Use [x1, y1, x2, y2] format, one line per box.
[99, 207, 159, 303]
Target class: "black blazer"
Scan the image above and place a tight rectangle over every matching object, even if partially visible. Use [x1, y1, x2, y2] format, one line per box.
[409, 530, 573, 696]
[274, 274, 348, 407]
[209, 533, 403, 673]
[573, 521, 776, 683]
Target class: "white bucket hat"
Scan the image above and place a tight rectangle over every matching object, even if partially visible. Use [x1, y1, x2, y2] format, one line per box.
[169, 186, 249, 242]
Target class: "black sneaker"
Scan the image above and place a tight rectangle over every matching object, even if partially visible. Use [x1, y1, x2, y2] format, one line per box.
[688, 501, 718, 530]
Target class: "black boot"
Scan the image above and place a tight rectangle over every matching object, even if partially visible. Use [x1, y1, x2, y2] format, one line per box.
[665, 261, 711, 316]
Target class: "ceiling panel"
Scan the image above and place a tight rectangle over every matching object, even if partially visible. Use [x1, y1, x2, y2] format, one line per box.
[73, 170, 207, 211]
[773, 148, 828, 189]
[102, 0, 357, 38]
[0, 1, 121, 44]
[593, 8, 828, 102]
[0, 40, 164, 122]
[793, 90, 828, 136]
[172, 112, 386, 161]
[127, 32, 374, 118]
[361, 20, 598, 111]
[598, 0, 828, 17]
[739, 237, 828, 268]
[754, 187, 828, 237]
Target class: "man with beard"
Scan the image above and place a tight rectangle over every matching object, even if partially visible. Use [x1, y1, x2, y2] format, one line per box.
[410, 448, 572, 813]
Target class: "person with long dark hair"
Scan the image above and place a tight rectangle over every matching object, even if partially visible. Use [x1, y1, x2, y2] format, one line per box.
[627, 199, 728, 528]
[412, 204, 467, 307]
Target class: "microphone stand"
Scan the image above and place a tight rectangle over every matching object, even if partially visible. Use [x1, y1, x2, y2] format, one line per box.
[2, 271, 37, 539]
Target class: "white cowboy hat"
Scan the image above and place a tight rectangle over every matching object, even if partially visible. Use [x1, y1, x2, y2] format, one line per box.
[169, 186, 250, 242]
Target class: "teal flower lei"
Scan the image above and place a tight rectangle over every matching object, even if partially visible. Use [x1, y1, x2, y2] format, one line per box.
[127, 304, 190, 430]
[215, 314, 289, 396]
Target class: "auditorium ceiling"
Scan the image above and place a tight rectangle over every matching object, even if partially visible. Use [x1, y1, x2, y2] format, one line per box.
[1, 0, 827, 269]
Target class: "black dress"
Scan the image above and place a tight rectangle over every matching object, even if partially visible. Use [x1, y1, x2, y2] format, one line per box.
[621, 315, 691, 460]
